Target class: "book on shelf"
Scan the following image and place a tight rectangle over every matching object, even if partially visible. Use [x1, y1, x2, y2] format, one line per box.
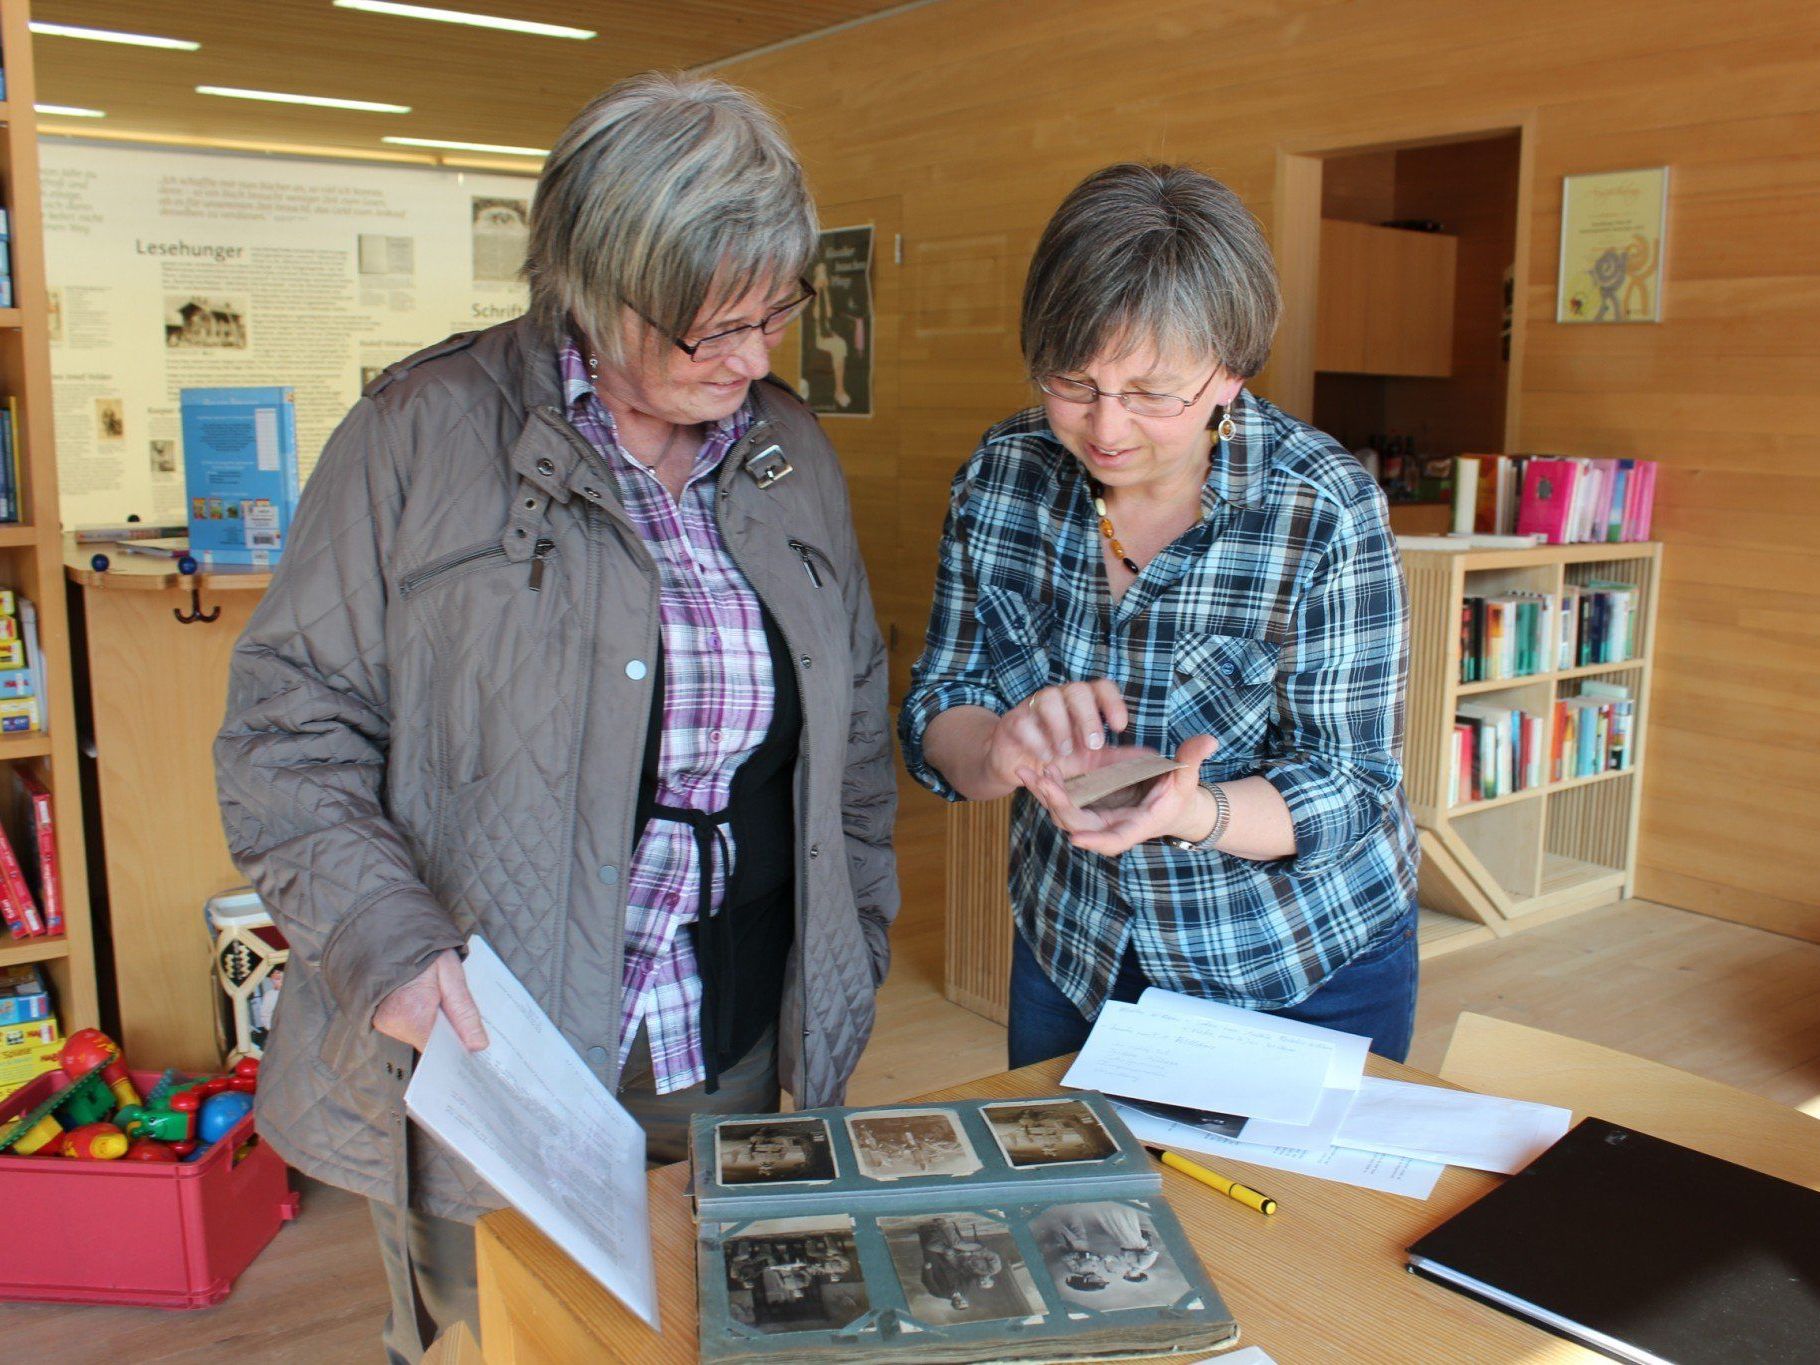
[10, 770, 60, 936]
[0, 964, 51, 1027]
[0, 208, 12, 310]
[0, 395, 18, 524]
[687, 1092, 1238, 1363]
[1553, 682, 1635, 781]
[0, 592, 41, 734]
[1453, 703, 1546, 805]
[1454, 454, 1658, 543]
[1460, 583, 1637, 683]
[71, 522, 191, 543]
[181, 386, 301, 566]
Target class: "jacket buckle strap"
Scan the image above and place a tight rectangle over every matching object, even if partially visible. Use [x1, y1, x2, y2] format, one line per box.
[502, 474, 550, 564]
[745, 445, 794, 491]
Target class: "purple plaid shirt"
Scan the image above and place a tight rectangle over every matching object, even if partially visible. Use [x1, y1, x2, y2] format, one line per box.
[560, 338, 773, 1094]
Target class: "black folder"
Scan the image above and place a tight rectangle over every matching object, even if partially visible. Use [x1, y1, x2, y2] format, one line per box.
[1406, 1116, 1820, 1364]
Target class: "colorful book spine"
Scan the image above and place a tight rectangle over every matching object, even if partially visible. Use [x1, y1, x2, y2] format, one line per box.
[18, 772, 60, 935]
[0, 822, 43, 937]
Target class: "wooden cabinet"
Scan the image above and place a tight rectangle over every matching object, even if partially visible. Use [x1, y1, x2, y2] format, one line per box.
[0, 1, 99, 1032]
[1316, 218, 1457, 377]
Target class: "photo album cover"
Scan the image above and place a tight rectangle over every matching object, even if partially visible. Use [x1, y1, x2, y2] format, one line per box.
[688, 1092, 1238, 1363]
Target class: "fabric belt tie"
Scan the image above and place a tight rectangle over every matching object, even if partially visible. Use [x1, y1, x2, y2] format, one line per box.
[646, 800, 735, 1092]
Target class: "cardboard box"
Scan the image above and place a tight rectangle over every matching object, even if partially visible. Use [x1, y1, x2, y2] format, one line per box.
[0, 963, 49, 1025]
[180, 387, 301, 568]
[0, 1015, 60, 1098]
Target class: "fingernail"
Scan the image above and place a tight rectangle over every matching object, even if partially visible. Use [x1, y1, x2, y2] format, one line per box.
[1060, 740, 1074, 757]
[1088, 733, 1104, 750]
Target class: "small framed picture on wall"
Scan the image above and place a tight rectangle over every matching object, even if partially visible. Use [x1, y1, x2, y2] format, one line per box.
[1556, 167, 1669, 324]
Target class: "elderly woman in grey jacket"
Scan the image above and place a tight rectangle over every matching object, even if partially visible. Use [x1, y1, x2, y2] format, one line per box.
[215, 74, 896, 1361]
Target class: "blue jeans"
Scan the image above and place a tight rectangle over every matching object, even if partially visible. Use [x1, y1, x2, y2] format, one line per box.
[1006, 902, 1419, 1070]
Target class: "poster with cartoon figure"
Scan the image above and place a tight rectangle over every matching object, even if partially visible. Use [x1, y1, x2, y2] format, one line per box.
[799, 225, 873, 415]
[1556, 167, 1668, 323]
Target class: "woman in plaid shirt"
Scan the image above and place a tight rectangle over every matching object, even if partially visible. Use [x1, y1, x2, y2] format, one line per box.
[901, 164, 1419, 1067]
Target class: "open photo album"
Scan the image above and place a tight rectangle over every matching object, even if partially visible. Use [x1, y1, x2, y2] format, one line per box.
[688, 1092, 1239, 1363]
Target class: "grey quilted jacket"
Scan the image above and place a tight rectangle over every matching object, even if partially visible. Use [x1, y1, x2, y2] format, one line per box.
[215, 315, 898, 1220]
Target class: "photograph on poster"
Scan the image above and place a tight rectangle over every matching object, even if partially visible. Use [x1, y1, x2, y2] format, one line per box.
[164, 295, 248, 349]
[95, 397, 125, 441]
[1029, 1200, 1192, 1311]
[720, 1214, 871, 1334]
[879, 1211, 1043, 1326]
[472, 197, 529, 283]
[1556, 167, 1668, 324]
[799, 224, 873, 416]
[148, 438, 176, 475]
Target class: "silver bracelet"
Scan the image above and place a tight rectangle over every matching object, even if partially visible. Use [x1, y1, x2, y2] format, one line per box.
[1165, 782, 1230, 852]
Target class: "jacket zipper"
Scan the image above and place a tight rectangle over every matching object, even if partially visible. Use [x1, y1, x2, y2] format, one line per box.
[788, 539, 825, 588]
[528, 538, 555, 592]
[399, 543, 507, 598]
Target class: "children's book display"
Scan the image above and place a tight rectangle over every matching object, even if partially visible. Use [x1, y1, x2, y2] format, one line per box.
[688, 1092, 1238, 1363]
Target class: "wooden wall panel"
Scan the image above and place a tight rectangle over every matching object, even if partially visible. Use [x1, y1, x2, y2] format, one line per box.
[719, 0, 1820, 937]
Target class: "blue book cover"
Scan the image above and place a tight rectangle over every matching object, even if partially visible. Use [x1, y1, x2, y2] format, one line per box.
[180, 386, 301, 566]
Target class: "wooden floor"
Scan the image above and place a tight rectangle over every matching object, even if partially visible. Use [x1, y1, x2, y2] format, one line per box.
[8, 774, 1819, 1359]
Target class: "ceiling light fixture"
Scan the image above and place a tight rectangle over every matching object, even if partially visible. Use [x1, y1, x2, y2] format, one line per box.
[383, 135, 548, 157]
[332, 1, 594, 40]
[29, 21, 200, 50]
[197, 86, 411, 113]
[36, 104, 107, 118]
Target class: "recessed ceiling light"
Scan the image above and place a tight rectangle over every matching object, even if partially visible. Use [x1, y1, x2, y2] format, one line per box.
[197, 86, 411, 114]
[333, 1, 594, 40]
[35, 104, 107, 118]
[29, 21, 200, 50]
[383, 136, 548, 158]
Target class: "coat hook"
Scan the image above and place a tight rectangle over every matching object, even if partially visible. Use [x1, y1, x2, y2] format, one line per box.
[173, 556, 220, 625]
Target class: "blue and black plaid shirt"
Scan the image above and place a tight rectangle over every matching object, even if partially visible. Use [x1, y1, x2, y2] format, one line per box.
[900, 388, 1418, 1016]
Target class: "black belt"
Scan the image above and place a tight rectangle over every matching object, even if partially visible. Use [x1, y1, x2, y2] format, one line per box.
[644, 801, 738, 1091]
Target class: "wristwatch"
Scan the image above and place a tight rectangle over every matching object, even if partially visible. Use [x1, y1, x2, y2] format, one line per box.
[1165, 782, 1230, 852]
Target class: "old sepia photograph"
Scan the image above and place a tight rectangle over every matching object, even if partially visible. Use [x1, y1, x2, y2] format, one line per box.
[148, 438, 177, 475]
[981, 1099, 1118, 1168]
[846, 1107, 982, 1182]
[879, 1211, 1043, 1326]
[715, 1116, 838, 1186]
[471, 196, 529, 283]
[163, 294, 248, 348]
[95, 396, 125, 441]
[720, 1214, 870, 1334]
[1030, 1200, 1193, 1312]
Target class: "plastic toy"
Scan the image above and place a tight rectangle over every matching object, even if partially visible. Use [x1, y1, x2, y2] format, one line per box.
[0, 1069, 115, 1155]
[57, 1122, 127, 1160]
[123, 1138, 179, 1162]
[58, 1028, 143, 1109]
[197, 1091, 253, 1145]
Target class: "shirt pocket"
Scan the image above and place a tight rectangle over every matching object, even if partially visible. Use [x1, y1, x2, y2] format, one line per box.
[975, 585, 1053, 706]
[1168, 632, 1279, 755]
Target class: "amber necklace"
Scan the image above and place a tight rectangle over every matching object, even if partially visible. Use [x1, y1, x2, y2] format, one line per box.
[1087, 407, 1234, 577]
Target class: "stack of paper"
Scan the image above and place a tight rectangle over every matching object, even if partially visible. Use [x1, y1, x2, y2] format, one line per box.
[1064, 988, 1571, 1200]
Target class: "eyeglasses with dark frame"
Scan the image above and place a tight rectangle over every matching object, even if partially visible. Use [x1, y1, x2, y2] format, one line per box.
[634, 279, 818, 362]
[1037, 369, 1219, 419]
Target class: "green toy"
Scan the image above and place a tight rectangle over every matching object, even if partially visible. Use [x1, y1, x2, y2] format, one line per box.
[0, 1069, 114, 1155]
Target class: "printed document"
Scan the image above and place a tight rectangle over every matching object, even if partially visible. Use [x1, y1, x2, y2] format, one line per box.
[405, 936, 658, 1328]
[1334, 1077, 1572, 1174]
[1064, 999, 1334, 1125]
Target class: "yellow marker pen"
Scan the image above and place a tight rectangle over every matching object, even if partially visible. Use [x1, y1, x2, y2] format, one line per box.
[1144, 1143, 1279, 1215]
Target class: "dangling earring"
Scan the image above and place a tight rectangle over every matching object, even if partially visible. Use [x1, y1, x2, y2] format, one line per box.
[1213, 404, 1236, 443]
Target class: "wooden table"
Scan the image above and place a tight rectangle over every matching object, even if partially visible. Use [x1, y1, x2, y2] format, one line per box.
[475, 1055, 1587, 1363]
[66, 542, 273, 1070]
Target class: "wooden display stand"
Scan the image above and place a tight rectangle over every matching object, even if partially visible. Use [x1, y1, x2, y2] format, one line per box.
[1403, 541, 1661, 953]
[0, 1, 98, 1032]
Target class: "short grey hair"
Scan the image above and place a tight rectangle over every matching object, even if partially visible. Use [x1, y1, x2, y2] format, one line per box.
[524, 73, 817, 364]
[1021, 163, 1281, 381]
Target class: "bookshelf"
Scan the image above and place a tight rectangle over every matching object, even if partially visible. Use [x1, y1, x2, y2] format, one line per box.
[1402, 541, 1661, 955]
[0, 0, 98, 1027]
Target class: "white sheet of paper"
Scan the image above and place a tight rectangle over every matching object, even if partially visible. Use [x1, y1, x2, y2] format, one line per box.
[1064, 999, 1334, 1125]
[1191, 1348, 1280, 1365]
[404, 936, 658, 1328]
[1116, 1101, 1445, 1199]
[1332, 1076, 1572, 1174]
[1136, 985, 1370, 1090]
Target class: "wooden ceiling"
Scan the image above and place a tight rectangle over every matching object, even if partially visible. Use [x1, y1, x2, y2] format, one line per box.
[27, 0, 915, 167]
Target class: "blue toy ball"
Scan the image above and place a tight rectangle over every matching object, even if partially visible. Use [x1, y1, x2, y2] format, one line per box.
[197, 1090, 254, 1145]
[177, 555, 199, 576]
[90, 554, 109, 573]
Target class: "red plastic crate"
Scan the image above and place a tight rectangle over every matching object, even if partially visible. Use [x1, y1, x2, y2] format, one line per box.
[0, 1066, 299, 1308]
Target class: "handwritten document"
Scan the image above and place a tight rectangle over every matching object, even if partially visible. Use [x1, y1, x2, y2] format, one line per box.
[1064, 999, 1334, 1125]
[1136, 986, 1370, 1090]
[405, 936, 658, 1328]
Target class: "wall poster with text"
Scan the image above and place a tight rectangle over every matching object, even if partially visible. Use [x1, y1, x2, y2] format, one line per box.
[1556, 167, 1669, 324]
[799, 225, 873, 416]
